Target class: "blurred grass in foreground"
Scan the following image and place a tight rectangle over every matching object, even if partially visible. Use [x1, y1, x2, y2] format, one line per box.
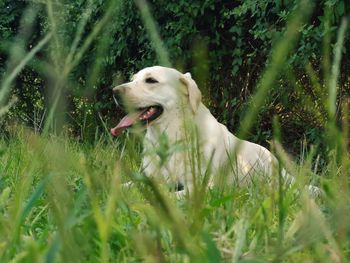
[0, 0, 350, 262]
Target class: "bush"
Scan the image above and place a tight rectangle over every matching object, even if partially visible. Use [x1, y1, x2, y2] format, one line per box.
[0, 0, 349, 153]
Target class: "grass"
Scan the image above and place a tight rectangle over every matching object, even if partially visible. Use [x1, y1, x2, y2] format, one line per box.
[1, 0, 350, 262]
[0, 127, 349, 262]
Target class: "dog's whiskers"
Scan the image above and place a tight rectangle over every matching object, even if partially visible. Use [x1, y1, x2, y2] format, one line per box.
[113, 95, 120, 108]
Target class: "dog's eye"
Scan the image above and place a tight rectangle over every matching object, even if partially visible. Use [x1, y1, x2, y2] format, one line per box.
[145, 77, 158, 84]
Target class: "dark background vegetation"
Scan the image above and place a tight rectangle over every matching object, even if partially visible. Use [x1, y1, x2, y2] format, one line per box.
[1, 0, 349, 155]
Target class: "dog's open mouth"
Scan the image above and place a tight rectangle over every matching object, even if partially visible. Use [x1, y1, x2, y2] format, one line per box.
[111, 105, 163, 136]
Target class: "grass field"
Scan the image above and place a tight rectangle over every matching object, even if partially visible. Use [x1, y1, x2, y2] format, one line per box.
[1, 1, 350, 262]
[0, 123, 349, 262]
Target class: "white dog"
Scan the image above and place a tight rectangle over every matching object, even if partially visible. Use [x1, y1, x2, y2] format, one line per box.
[111, 66, 319, 196]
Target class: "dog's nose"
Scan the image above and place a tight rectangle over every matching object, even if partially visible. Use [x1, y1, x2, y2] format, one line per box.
[112, 84, 129, 108]
[112, 84, 127, 94]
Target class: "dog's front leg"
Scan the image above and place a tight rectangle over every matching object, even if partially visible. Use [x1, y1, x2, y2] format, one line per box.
[175, 189, 186, 198]
[122, 181, 133, 188]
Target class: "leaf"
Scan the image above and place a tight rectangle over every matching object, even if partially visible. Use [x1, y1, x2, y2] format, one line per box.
[202, 232, 221, 262]
[209, 194, 232, 207]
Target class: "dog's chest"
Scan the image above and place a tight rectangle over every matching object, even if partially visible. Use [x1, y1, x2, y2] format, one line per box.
[141, 147, 194, 185]
[141, 128, 205, 185]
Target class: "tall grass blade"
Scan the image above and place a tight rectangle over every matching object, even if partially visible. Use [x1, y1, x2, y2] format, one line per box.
[238, 0, 313, 139]
[327, 18, 348, 119]
[135, 0, 171, 67]
[0, 33, 52, 106]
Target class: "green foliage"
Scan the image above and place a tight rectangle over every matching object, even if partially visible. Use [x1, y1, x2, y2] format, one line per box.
[1, 0, 349, 152]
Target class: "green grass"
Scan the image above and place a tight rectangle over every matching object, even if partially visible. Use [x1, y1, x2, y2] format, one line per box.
[1, 0, 350, 262]
[0, 126, 349, 262]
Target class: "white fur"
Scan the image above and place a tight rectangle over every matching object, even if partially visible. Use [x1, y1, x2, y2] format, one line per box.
[114, 66, 319, 196]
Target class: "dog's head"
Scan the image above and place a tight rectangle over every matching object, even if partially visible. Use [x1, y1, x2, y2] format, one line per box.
[111, 66, 202, 136]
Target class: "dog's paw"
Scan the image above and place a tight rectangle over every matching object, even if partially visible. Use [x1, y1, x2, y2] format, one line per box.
[175, 189, 187, 199]
[122, 181, 133, 188]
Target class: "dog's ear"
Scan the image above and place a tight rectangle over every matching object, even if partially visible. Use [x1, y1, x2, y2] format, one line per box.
[180, 72, 202, 113]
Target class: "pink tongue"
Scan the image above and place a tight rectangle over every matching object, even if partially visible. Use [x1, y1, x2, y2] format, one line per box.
[111, 108, 149, 136]
[110, 115, 135, 136]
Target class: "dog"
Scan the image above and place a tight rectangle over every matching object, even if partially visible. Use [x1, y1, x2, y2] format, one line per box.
[111, 66, 320, 196]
